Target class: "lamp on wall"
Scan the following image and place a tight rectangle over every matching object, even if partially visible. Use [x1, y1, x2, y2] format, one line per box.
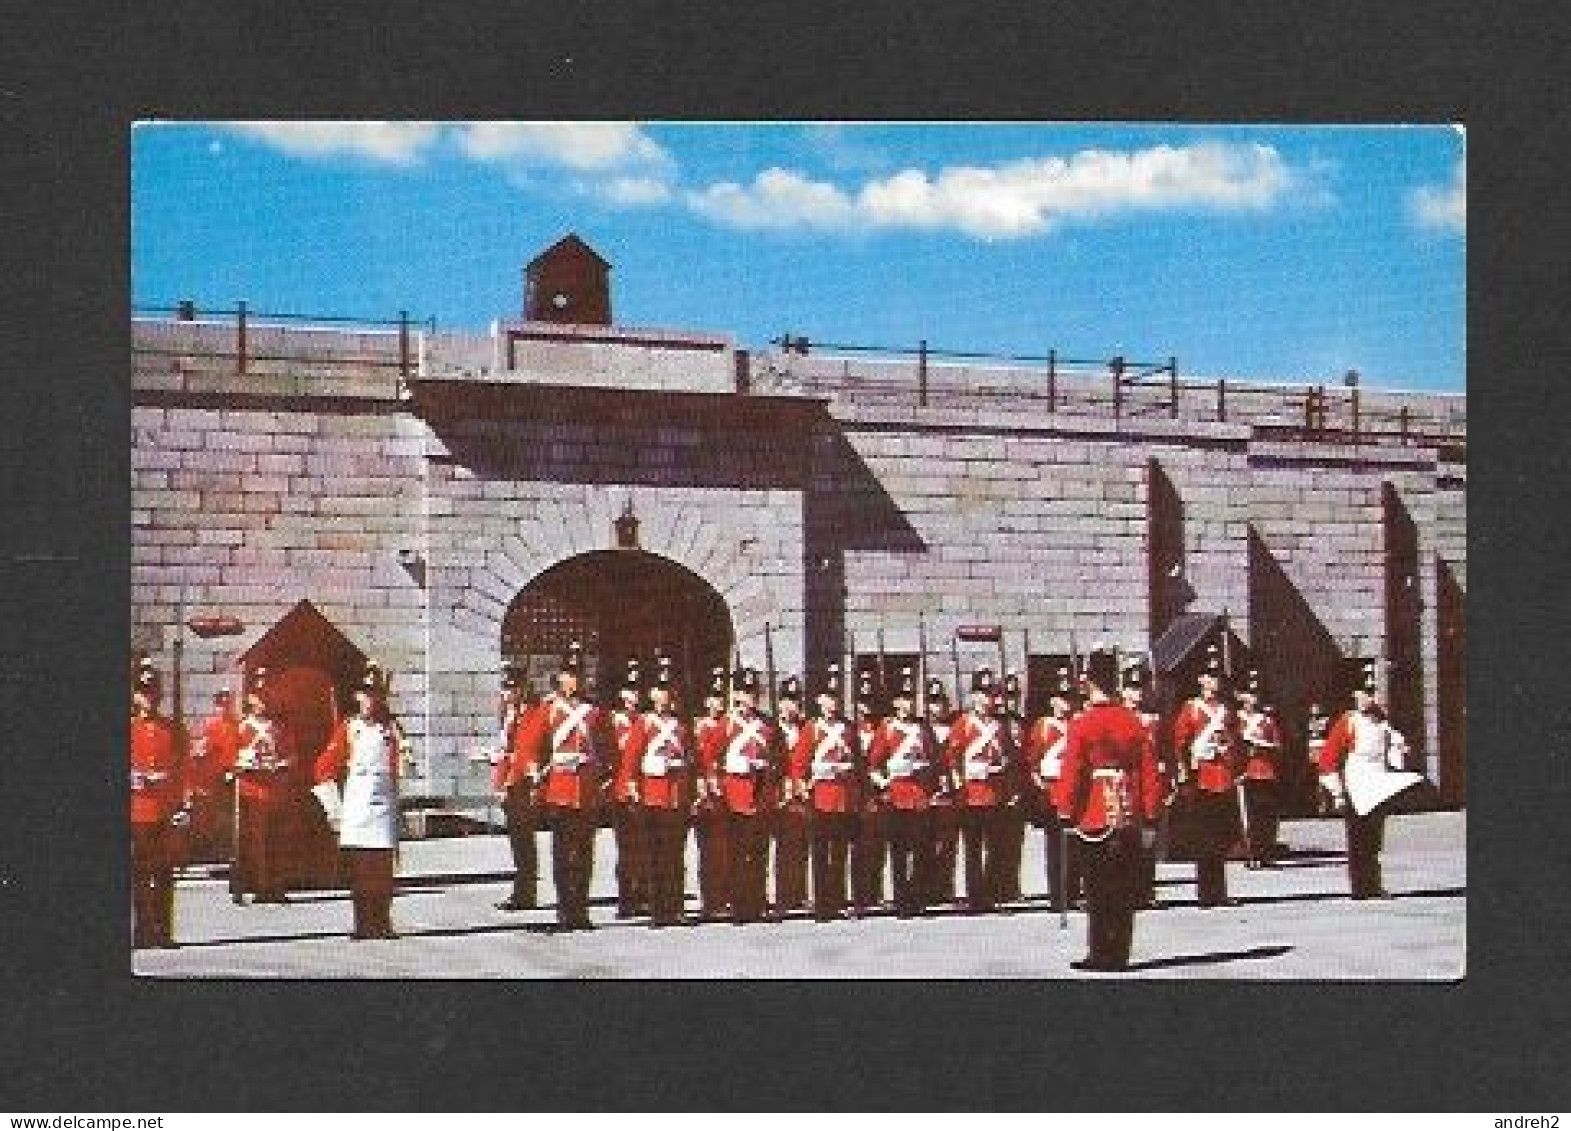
[614, 497, 640, 550]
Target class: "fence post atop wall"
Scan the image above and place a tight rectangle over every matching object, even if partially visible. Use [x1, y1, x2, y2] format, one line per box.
[918, 338, 929, 408]
[1047, 349, 1057, 413]
[236, 300, 248, 376]
[1217, 378, 1227, 422]
[398, 309, 410, 395]
[1169, 356, 1179, 419]
[1112, 356, 1124, 423]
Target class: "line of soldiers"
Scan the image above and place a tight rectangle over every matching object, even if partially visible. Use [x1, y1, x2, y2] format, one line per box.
[483, 639, 1321, 936]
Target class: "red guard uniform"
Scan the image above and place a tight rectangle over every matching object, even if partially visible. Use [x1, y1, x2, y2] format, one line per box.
[495, 692, 545, 911]
[693, 704, 731, 918]
[1054, 693, 1162, 971]
[925, 692, 960, 904]
[313, 695, 402, 940]
[1024, 711, 1077, 912]
[533, 689, 607, 930]
[793, 711, 861, 919]
[131, 705, 186, 949]
[190, 702, 241, 862]
[700, 702, 780, 923]
[944, 701, 1017, 912]
[1238, 703, 1284, 865]
[1171, 691, 1243, 906]
[610, 694, 649, 919]
[867, 713, 940, 916]
[771, 686, 811, 915]
[232, 709, 297, 903]
[628, 707, 696, 925]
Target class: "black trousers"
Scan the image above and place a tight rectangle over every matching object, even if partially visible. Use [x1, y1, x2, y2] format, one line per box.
[642, 806, 689, 923]
[232, 795, 288, 901]
[852, 806, 888, 909]
[1345, 807, 1388, 898]
[959, 805, 1005, 909]
[727, 812, 770, 922]
[994, 804, 1027, 902]
[1193, 790, 1237, 906]
[885, 807, 933, 914]
[1039, 807, 1085, 912]
[547, 806, 595, 926]
[695, 806, 730, 916]
[502, 787, 539, 905]
[612, 802, 648, 915]
[344, 847, 396, 937]
[1079, 829, 1143, 969]
[131, 822, 175, 948]
[1242, 779, 1280, 863]
[811, 812, 856, 917]
[929, 803, 960, 902]
[773, 804, 811, 911]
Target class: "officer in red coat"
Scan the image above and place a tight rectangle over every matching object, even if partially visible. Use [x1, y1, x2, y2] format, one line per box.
[867, 667, 941, 917]
[702, 666, 782, 924]
[190, 688, 241, 863]
[792, 665, 860, 921]
[851, 665, 888, 915]
[627, 656, 696, 927]
[531, 642, 608, 931]
[924, 679, 960, 905]
[1025, 665, 1079, 914]
[232, 666, 297, 905]
[770, 675, 811, 916]
[944, 668, 1019, 913]
[609, 659, 649, 918]
[1170, 645, 1243, 908]
[1237, 669, 1285, 868]
[1055, 647, 1162, 972]
[130, 660, 187, 949]
[492, 666, 543, 912]
[692, 668, 731, 920]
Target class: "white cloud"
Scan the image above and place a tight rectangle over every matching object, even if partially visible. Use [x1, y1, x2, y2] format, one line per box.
[224, 121, 440, 166]
[1410, 160, 1466, 234]
[453, 122, 677, 207]
[684, 142, 1315, 239]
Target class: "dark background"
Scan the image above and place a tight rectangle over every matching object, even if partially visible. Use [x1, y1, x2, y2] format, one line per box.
[2, 0, 1564, 1111]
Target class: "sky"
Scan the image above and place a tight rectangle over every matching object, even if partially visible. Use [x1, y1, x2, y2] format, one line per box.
[131, 122, 1465, 391]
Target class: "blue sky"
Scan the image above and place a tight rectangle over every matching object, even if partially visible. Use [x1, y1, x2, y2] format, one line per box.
[132, 122, 1465, 391]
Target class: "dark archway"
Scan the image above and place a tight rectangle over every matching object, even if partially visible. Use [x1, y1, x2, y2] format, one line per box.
[501, 550, 733, 707]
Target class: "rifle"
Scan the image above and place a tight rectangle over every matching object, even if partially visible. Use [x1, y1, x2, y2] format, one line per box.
[917, 612, 929, 715]
[949, 632, 962, 710]
[764, 621, 778, 718]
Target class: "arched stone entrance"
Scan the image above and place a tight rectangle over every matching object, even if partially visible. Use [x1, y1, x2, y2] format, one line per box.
[501, 549, 734, 703]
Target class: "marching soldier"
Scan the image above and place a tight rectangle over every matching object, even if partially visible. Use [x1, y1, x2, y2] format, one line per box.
[1055, 648, 1162, 972]
[1317, 660, 1426, 900]
[867, 667, 941, 918]
[692, 668, 731, 921]
[130, 659, 187, 949]
[1171, 646, 1243, 908]
[851, 667, 888, 915]
[1305, 701, 1334, 815]
[312, 662, 406, 940]
[1237, 670, 1285, 867]
[190, 688, 241, 863]
[1119, 660, 1163, 905]
[944, 668, 1018, 913]
[627, 656, 696, 927]
[924, 678, 960, 905]
[491, 667, 542, 912]
[1025, 666, 1078, 914]
[609, 660, 649, 919]
[792, 665, 860, 921]
[701, 666, 781, 924]
[531, 642, 607, 931]
[232, 667, 297, 905]
[771, 675, 811, 916]
[993, 670, 1029, 904]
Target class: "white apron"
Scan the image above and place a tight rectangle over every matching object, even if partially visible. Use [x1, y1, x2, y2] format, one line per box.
[339, 718, 399, 850]
[1342, 714, 1425, 817]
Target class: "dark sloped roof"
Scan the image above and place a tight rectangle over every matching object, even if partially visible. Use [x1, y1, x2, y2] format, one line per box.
[237, 599, 367, 672]
[527, 232, 611, 271]
[1150, 611, 1224, 674]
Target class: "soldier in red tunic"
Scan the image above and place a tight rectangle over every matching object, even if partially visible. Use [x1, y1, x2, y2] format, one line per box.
[627, 656, 696, 927]
[692, 668, 731, 921]
[189, 688, 240, 864]
[232, 666, 297, 905]
[609, 659, 649, 919]
[792, 665, 860, 921]
[701, 666, 782, 924]
[851, 666, 888, 915]
[924, 679, 960, 905]
[992, 671, 1029, 905]
[770, 675, 811, 917]
[1170, 646, 1243, 908]
[1055, 648, 1162, 972]
[491, 667, 543, 912]
[130, 660, 187, 949]
[1025, 666, 1079, 914]
[944, 668, 1019, 913]
[1120, 659, 1164, 906]
[867, 667, 941, 918]
[1237, 669, 1285, 868]
[531, 642, 608, 931]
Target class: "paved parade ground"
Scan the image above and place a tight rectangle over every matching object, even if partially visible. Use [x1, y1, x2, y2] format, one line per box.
[134, 811, 1465, 980]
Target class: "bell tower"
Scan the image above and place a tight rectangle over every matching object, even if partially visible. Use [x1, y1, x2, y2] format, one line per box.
[523, 233, 612, 325]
